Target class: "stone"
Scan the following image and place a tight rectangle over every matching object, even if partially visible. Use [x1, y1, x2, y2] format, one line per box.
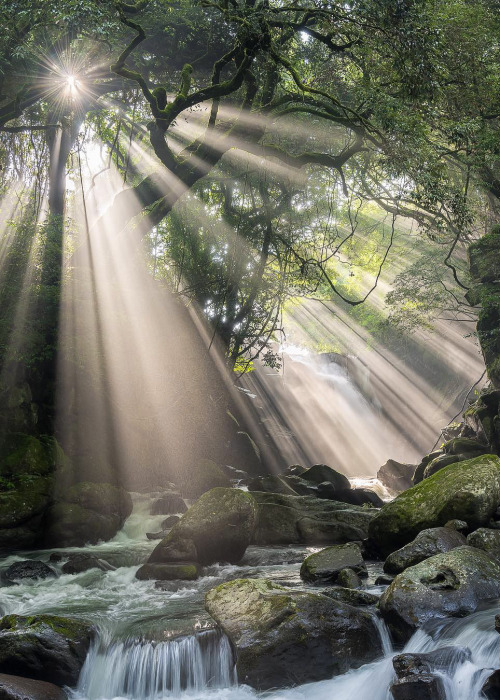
[444, 519, 468, 532]
[336, 568, 362, 588]
[251, 492, 376, 546]
[2, 560, 56, 583]
[205, 578, 383, 690]
[148, 488, 257, 566]
[379, 546, 500, 643]
[43, 503, 121, 548]
[0, 614, 94, 687]
[393, 647, 472, 677]
[377, 459, 415, 493]
[369, 455, 500, 556]
[300, 464, 351, 492]
[281, 475, 318, 496]
[322, 587, 379, 606]
[135, 563, 200, 580]
[0, 673, 67, 700]
[65, 481, 132, 521]
[375, 574, 394, 585]
[61, 554, 115, 574]
[467, 527, 500, 557]
[283, 465, 306, 477]
[423, 454, 467, 480]
[412, 451, 443, 485]
[0, 476, 53, 550]
[300, 543, 366, 584]
[161, 515, 181, 529]
[390, 674, 446, 700]
[336, 488, 384, 507]
[150, 493, 187, 515]
[383, 527, 467, 574]
[0, 434, 54, 478]
[443, 437, 489, 456]
[483, 670, 500, 699]
[248, 475, 299, 496]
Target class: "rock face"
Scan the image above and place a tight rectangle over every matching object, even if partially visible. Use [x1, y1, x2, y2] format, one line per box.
[44, 482, 132, 547]
[300, 543, 366, 584]
[0, 614, 94, 687]
[205, 578, 383, 690]
[0, 673, 67, 700]
[369, 455, 500, 556]
[251, 492, 376, 545]
[2, 560, 56, 583]
[383, 527, 467, 574]
[377, 459, 415, 493]
[379, 546, 500, 643]
[149, 488, 257, 566]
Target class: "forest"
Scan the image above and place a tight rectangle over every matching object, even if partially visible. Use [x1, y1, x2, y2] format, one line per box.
[0, 0, 499, 699]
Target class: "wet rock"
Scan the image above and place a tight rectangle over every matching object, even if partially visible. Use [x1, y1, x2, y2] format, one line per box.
[149, 488, 257, 566]
[248, 475, 299, 496]
[377, 459, 415, 493]
[337, 488, 384, 508]
[390, 674, 446, 700]
[315, 481, 337, 499]
[283, 464, 306, 477]
[0, 673, 67, 700]
[393, 647, 471, 676]
[64, 481, 132, 521]
[300, 464, 351, 493]
[443, 437, 490, 456]
[281, 475, 318, 496]
[444, 519, 468, 532]
[150, 493, 187, 515]
[146, 531, 166, 540]
[412, 451, 443, 485]
[423, 454, 468, 480]
[178, 459, 230, 498]
[0, 476, 53, 550]
[136, 562, 199, 581]
[205, 578, 383, 690]
[61, 553, 115, 574]
[375, 574, 394, 585]
[336, 568, 362, 588]
[379, 546, 500, 643]
[0, 614, 94, 686]
[251, 492, 376, 545]
[43, 503, 121, 548]
[322, 587, 379, 606]
[300, 543, 366, 584]
[384, 527, 467, 574]
[2, 560, 56, 584]
[467, 527, 500, 557]
[369, 455, 500, 556]
[161, 515, 180, 529]
[482, 670, 500, 699]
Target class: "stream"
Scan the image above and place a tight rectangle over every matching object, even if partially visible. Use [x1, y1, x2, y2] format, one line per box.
[1, 493, 499, 700]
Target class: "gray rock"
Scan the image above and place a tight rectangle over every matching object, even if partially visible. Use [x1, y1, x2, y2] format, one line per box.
[300, 543, 366, 584]
[0, 614, 94, 687]
[150, 493, 187, 515]
[390, 674, 446, 700]
[423, 454, 469, 480]
[161, 515, 180, 529]
[384, 527, 467, 574]
[482, 669, 500, 699]
[393, 647, 471, 677]
[467, 528, 500, 556]
[248, 475, 299, 496]
[205, 578, 383, 690]
[380, 546, 500, 643]
[135, 563, 200, 580]
[0, 673, 66, 700]
[377, 459, 415, 493]
[444, 520, 468, 532]
[322, 587, 379, 606]
[336, 568, 362, 588]
[412, 451, 443, 485]
[2, 561, 56, 584]
[300, 464, 351, 492]
[61, 554, 115, 575]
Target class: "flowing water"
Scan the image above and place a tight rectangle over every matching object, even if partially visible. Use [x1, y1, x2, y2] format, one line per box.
[1, 493, 499, 700]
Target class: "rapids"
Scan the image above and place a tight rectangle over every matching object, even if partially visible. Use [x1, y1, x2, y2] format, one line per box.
[1, 493, 499, 700]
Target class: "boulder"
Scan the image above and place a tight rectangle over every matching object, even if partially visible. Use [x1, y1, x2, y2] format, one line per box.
[369, 455, 500, 556]
[43, 503, 121, 548]
[384, 527, 467, 574]
[336, 568, 362, 588]
[412, 451, 443, 485]
[64, 481, 132, 521]
[390, 674, 446, 700]
[0, 673, 66, 700]
[136, 563, 200, 580]
[336, 488, 384, 508]
[178, 459, 230, 498]
[377, 459, 415, 493]
[283, 465, 307, 477]
[248, 475, 299, 496]
[0, 476, 54, 550]
[482, 669, 500, 699]
[300, 543, 366, 584]
[2, 560, 56, 583]
[379, 546, 500, 643]
[443, 437, 489, 456]
[300, 464, 351, 492]
[148, 488, 257, 566]
[422, 454, 467, 480]
[393, 647, 471, 677]
[0, 614, 94, 686]
[0, 435, 54, 478]
[205, 578, 383, 690]
[150, 493, 186, 515]
[161, 515, 180, 529]
[281, 475, 318, 496]
[467, 527, 500, 557]
[322, 587, 379, 606]
[61, 553, 115, 575]
[251, 492, 376, 545]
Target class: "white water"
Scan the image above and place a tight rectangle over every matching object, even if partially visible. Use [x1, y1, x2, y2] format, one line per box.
[2, 494, 500, 700]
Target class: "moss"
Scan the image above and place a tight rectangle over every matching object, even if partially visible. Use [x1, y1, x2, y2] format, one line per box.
[0, 614, 92, 641]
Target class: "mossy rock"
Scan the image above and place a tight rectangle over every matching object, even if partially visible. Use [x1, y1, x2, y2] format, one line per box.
[205, 578, 383, 690]
[43, 503, 121, 547]
[178, 459, 230, 498]
[379, 546, 500, 643]
[300, 543, 366, 584]
[64, 481, 132, 521]
[0, 434, 53, 478]
[149, 488, 257, 565]
[135, 562, 199, 581]
[0, 614, 94, 686]
[369, 455, 500, 556]
[0, 475, 53, 550]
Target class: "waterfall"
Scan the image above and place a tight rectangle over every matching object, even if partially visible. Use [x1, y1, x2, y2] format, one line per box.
[76, 628, 236, 699]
